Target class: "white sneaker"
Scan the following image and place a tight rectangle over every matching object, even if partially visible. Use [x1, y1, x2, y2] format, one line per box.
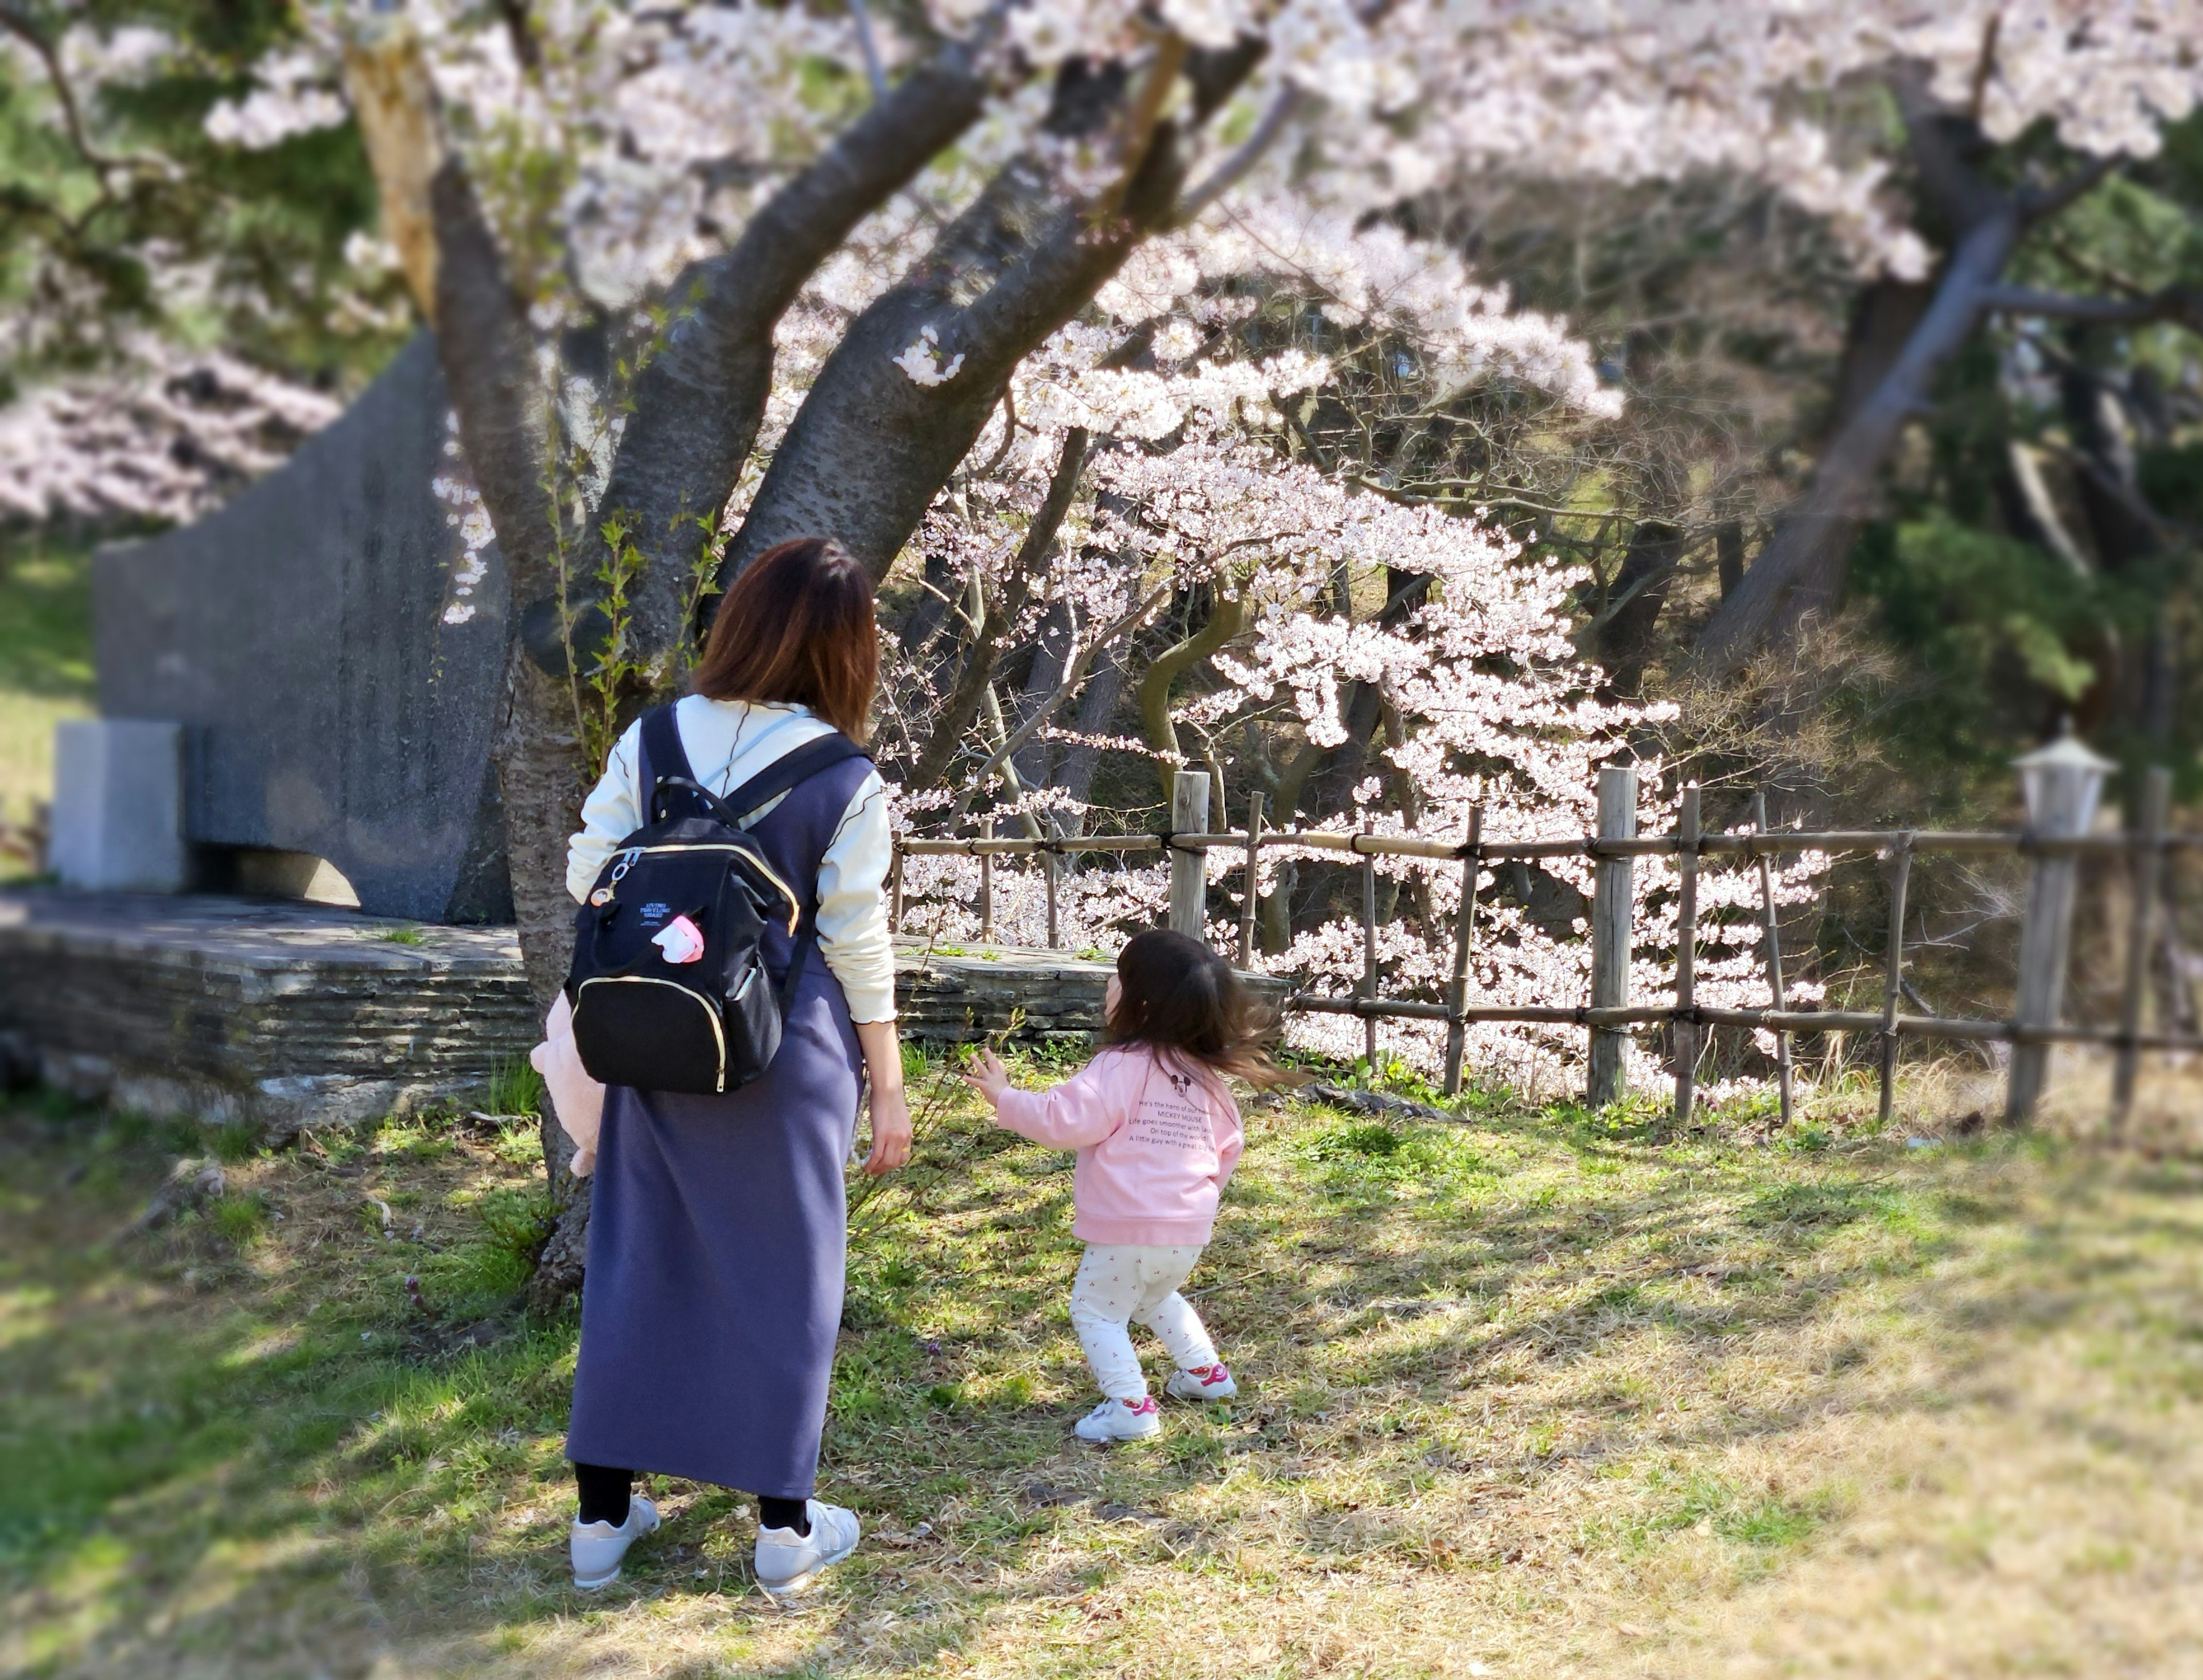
[1165, 1362, 1238, 1402]
[570, 1494, 660, 1590]
[754, 1500, 861, 1596]
[1075, 1395, 1162, 1442]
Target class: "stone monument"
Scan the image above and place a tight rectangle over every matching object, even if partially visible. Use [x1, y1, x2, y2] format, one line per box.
[91, 332, 512, 923]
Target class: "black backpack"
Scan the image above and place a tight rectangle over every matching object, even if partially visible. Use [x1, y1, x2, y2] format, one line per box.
[565, 705, 869, 1095]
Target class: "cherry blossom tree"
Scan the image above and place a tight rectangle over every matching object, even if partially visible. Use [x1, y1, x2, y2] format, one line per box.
[18, 0, 2203, 1301]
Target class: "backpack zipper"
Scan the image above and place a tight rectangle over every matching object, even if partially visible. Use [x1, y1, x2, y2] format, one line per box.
[625, 843, 801, 932]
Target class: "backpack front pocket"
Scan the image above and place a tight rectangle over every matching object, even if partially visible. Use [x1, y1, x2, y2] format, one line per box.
[572, 975, 728, 1095]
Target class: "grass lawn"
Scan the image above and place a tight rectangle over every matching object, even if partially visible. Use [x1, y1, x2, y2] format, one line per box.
[0, 539, 95, 861]
[6, 1061, 2203, 1679]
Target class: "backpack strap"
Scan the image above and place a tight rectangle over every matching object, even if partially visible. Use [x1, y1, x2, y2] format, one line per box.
[723, 729, 872, 1012]
[722, 730, 871, 826]
[636, 702, 695, 795]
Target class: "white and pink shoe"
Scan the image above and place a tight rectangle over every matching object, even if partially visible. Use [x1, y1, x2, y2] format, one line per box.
[1075, 1395, 1161, 1442]
[1165, 1362, 1237, 1402]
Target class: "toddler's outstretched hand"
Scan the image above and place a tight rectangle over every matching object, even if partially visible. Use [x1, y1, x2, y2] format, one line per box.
[963, 1048, 1012, 1106]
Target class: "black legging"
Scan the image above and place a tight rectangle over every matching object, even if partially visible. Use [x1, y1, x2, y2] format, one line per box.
[574, 1461, 808, 1535]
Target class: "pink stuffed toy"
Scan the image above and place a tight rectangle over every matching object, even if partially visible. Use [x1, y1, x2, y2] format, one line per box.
[530, 991, 606, 1176]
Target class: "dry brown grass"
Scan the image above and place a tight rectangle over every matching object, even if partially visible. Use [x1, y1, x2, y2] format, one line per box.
[6, 1061, 2203, 1679]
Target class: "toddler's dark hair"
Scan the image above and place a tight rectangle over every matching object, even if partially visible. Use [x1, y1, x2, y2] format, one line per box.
[1103, 928, 1282, 1087]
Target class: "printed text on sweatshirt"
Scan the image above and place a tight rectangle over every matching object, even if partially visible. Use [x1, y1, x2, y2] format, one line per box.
[990, 1047, 1244, 1246]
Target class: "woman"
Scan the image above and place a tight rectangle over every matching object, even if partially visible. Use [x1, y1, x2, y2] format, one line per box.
[559, 536, 911, 1596]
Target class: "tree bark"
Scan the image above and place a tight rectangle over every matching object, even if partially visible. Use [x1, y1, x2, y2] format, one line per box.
[1136, 590, 1246, 801]
[719, 44, 1262, 590]
[565, 49, 991, 670]
[1693, 205, 2019, 674]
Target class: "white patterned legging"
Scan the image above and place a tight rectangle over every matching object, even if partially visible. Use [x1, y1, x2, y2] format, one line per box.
[1069, 1242, 1221, 1401]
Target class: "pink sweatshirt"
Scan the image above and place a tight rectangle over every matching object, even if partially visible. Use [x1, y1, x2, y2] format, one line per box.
[991, 1046, 1245, 1246]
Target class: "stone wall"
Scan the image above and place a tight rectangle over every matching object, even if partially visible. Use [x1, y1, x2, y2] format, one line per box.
[0, 892, 535, 1137]
[0, 893, 1291, 1137]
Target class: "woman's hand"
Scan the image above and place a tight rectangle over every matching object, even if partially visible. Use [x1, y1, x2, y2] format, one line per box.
[854, 1018, 910, 1177]
[963, 1048, 1012, 1106]
[863, 1079, 912, 1177]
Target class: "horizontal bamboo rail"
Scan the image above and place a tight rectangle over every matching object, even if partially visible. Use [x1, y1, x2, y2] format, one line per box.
[898, 826, 2203, 862]
[893, 761, 2197, 1124]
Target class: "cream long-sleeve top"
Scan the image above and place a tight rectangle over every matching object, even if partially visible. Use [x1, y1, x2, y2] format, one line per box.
[565, 695, 898, 1024]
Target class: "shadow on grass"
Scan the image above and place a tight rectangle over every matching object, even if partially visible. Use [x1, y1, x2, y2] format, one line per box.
[9, 1087, 2203, 1678]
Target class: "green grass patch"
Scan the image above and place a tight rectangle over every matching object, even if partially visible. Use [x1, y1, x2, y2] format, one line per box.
[8, 1074, 2203, 1678]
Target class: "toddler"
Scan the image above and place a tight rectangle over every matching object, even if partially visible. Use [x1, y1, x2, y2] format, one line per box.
[965, 929, 1276, 1441]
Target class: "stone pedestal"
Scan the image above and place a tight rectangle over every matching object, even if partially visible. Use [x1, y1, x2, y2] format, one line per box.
[49, 720, 188, 892]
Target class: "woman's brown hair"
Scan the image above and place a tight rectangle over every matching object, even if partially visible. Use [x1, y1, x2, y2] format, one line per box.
[692, 536, 878, 740]
[1103, 928, 1283, 1088]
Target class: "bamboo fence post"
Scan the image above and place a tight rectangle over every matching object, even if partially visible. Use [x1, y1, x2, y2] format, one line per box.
[1673, 783, 1701, 1126]
[1168, 768, 1211, 940]
[1878, 835, 1913, 1129]
[1751, 791, 1793, 1126]
[1587, 765, 1637, 1107]
[888, 845, 905, 935]
[1239, 792, 1264, 969]
[2112, 765, 2173, 1135]
[979, 815, 995, 944]
[1043, 812, 1061, 951]
[2008, 736, 2113, 1125]
[1360, 842, 1380, 1069]
[1443, 805, 1484, 1097]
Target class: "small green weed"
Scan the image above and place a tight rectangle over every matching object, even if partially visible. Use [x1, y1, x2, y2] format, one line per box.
[484, 1057, 544, 1119]
[208, 1120, 262, 1164]
[416, 1186, 555, 1318]
[209, 1193, 267, 1246]
[1310, 1122, 1404, 1160]
[376, 924, 426, 946]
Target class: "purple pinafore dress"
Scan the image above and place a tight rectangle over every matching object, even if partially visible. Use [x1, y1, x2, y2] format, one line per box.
[564, 722, 873, 1500]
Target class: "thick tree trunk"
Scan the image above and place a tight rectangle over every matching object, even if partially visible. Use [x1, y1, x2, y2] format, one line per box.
[1694, 207, 2019, 674]
[496, 656, 597, 1313]
[719, 42, 1264, 590]
[1595, 520, 1684, 693]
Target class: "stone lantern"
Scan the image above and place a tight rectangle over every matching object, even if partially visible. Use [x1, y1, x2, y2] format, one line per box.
[2006, 727, 2116, 1124]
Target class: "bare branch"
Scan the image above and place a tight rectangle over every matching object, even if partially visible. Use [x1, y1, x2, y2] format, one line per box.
[2020, 151, 2122, 221]
[906, 429, 1092, 790]
[0, 4, 162, 181]
[1095, 30, 1191, 220]
[1983, 283, 2203, 329]
[1965, 11, 2001, 124]
[1136, 590, 1247, 800]
[1176, 84, 1303, 221]
[846, 0, 889, 99]
[948, 584, 1169, 823]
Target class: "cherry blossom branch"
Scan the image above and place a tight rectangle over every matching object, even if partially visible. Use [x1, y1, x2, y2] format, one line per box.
[948, 584, 1169, 825]
[907, 428, 1092, 790]
[0, 4, 161, 182]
